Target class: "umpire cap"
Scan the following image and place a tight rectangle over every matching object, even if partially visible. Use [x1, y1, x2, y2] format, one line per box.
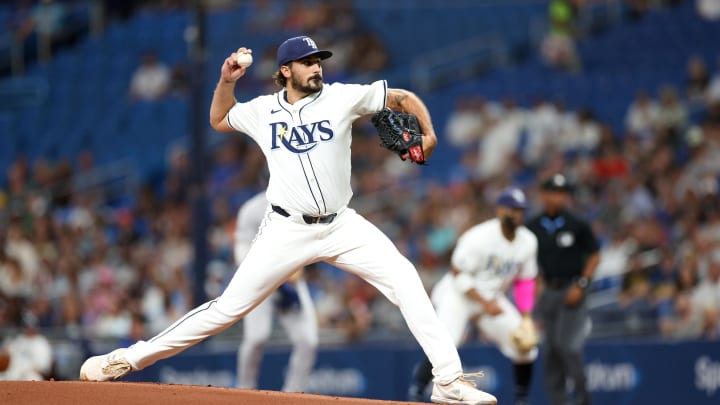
[541, 173, 572, 192]
[496, 187, 528, 209]
[277, 36, 333, 67]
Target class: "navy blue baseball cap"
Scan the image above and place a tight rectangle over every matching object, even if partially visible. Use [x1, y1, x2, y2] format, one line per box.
[541, 173, 572, 192]
[496, 187, 528, 209]
[277, 36, 333, 67]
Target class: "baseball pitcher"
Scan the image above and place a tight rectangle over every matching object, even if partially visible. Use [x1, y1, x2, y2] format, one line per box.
[80, 35, 496, 405]
[409, 188, 539, 405]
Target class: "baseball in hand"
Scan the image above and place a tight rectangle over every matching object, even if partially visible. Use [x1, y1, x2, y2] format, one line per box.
[236, 52, 253, 68]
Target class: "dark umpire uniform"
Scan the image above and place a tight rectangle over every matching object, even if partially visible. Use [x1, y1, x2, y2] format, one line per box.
[526, 174, 600, 405]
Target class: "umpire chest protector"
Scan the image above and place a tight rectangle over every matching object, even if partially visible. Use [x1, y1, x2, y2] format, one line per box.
[526, 210, 599, 284]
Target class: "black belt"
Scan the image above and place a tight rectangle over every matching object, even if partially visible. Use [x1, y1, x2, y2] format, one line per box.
[272, 204, 337, 224]
[545, 278, 574, 289]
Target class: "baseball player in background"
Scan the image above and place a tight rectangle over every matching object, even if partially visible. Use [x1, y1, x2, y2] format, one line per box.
[80, 35, 497, 405]
[408, 188, 539, 405]
[234, 191, 318, 392]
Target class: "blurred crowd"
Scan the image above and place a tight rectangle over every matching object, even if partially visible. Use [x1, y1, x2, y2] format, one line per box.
[442, 51, 720, 340]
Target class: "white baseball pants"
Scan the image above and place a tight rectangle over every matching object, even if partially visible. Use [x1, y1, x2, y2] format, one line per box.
[123, 207, 464, 384]
[431, 275, 538, 363]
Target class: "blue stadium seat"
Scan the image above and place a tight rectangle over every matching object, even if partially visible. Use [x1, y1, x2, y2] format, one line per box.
[2, 0, 717, 183]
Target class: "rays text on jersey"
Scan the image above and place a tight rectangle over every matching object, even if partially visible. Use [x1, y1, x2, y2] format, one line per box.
[270, 120, 334, 153]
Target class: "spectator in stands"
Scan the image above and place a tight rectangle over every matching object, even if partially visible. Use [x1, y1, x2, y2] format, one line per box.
[49, 159, 72, 208]
[674, 126, 720, 199]
[283, 0, 328, 33]
[621, 176, 657, 220]
[594, 227, 634, 286]
[4, 0, 63, 65]
[168, 63, 191, 98]
[93, 294, 132, 339]
[208, 138, 250, 198]
[656, 252, 719, 338]
[523, 98, 562, 167]
[685, 56, 710, 106]
[618, 253, 654, 310]
[4, 219, 40, 291]
[707, 57, 720, 103]
[658, 291, 705, 339]
[0, 256, 31, 299]
[556, 107, 600, 156]
[313, 273, 375, 343]
[59, 294, 83, 337]
[445, 97, 487, 147]
[30, 0, 66, 61]
[129, 51, 171, 101]
[651, 257, 678, 323]
[119, 313, 148, 348]
[693, 251, 720, 324]
[3, 158, 32, 221]
[156, 210, 192, 286]
[541, 0, 581, 71]
[575, 108, 601, 154]
[625, 90, 660, 140]
[676, 255, 700, 295]
[348, 32, 389, 74]
[337, 275, 377, 342]
[649, 248, 679, 289]
[476, 98, 524, 179]
[697, 0, 720, 20]
[592, 141, 630, 181]
[655, 86, 688, 135]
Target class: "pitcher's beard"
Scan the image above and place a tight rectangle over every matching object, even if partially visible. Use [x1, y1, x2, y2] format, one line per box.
[292, 74, 323, 94]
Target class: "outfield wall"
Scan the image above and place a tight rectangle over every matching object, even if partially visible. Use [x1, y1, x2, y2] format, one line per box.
[123, 339, 720, 404]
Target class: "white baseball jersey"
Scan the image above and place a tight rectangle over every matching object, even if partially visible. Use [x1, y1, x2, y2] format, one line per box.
[432, 218, 538, 362]
[451, 218, 538, 298]
[227, 80, 387, 215]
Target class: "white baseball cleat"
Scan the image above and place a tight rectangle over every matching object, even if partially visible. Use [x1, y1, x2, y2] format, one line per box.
[431, 374, 498, 405]
[79, 348, 133, 381]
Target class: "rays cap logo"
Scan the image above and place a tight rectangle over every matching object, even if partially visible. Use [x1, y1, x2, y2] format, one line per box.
[277, 36, 333, 67]
[496, 187, 528, 209]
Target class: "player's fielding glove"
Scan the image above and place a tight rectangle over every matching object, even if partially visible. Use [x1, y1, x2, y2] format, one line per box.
[370, 107, 426, 164]
[511, 315, 539, 353]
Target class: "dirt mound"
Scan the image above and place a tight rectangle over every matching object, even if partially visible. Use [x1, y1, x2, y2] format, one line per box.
[0, 381, 418, 405]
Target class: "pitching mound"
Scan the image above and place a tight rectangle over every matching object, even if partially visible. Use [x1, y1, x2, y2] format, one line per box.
[0, 381, 418, 405]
